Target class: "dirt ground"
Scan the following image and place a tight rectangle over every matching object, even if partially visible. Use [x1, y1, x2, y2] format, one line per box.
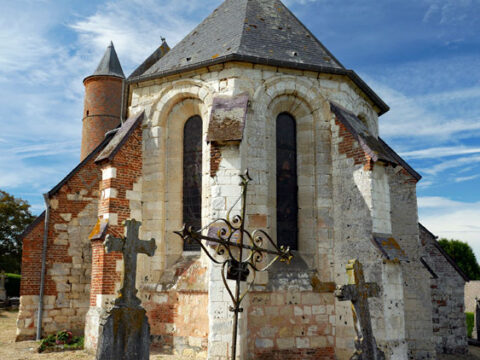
[2, 309, 480, 359]
[0, 309, 186, 360]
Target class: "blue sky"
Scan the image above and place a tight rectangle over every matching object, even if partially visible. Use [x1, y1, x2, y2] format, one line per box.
[1, 0, 479, 256]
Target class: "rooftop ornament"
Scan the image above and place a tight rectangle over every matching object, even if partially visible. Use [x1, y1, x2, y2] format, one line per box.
[174, 171, 293, 360]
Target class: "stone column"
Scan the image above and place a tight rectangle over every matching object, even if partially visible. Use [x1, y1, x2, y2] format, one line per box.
[207, 144, 248, 360]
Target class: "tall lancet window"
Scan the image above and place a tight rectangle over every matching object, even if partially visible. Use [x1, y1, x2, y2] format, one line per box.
[183, 115, 203, 251]
[276, 112, 298, 250]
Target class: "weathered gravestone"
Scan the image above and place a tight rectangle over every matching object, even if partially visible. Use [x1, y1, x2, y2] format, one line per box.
[96, 219, 157, 360]
[0, 270, 6, 302]
[335, 259, 385, 360]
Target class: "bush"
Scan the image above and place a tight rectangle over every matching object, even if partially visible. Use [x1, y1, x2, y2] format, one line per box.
[5, 273, 21, 297]
[466, 312, 474, 338]
[38, 330, 84, 353]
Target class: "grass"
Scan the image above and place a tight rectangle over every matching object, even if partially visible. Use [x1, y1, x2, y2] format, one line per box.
[467, 312, 474, 338]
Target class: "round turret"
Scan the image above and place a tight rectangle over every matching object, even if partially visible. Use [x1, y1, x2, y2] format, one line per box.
[80, 42, 125, 161]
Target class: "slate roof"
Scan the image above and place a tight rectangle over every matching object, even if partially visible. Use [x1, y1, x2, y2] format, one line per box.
[95, 111, 144, 163]
[419, 223, 469, 281]
[89, 42, 125, 79]
[48, 132, 117, 197]
[372, 235, 409, 262]
[330, 102, 422, 181]
[127, 0, 389, 115]
[18, 211, 45, 240]
[129, 40, 170, 79]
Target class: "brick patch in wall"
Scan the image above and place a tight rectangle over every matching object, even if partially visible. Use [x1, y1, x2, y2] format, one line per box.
[210, 143, 222, 177]
[335, 117, 372, 171]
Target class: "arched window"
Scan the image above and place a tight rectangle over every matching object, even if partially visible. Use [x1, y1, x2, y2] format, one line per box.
[276, 112, 298, 250]
[183, 115, 203, 251]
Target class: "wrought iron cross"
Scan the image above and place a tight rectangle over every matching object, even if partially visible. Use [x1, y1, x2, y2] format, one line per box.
[174, 171, 292, 360]
[335, 259, 385, 360]
[104, 219, 157, 308]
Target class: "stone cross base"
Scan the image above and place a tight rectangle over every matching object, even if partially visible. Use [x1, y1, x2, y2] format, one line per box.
[0, 289, 6, 302]
[96, 306, 150, 360]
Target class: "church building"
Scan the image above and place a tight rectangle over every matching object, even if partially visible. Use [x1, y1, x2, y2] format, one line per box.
[16, 0, 468, 359]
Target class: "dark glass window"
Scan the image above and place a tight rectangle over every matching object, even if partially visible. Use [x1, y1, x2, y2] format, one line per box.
[183, 115, 203, 251]
[276, 113, 298, 250]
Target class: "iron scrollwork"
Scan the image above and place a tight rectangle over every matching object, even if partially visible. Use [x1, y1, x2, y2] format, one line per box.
[174, 170, 293, 360]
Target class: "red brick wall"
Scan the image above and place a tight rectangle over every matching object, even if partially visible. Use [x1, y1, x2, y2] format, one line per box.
[81, 76, 122, 161]
[335, 118, 373, 171]
[90, 122, 143, 305]
[20, 217, 44, 296]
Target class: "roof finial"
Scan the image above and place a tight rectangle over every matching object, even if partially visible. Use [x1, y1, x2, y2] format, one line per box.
[161, 36, 166, 43]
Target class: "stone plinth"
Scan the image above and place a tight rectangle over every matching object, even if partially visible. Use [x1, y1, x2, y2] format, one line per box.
[96, 306, 150, 360]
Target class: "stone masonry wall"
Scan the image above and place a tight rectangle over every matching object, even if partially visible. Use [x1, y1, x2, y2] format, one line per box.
[17, 156, 101, 340]
[248, 291, 335, 360]
[465, 281, 480, 313]
[130, 79, 213, 357]
[331, 114, 401, 359]
[389, 167, 436, 359]
[419, 225, 468, 354]
[129, 62, 409, 359]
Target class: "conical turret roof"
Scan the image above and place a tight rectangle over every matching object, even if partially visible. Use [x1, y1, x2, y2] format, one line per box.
[91, 42, 125, 79]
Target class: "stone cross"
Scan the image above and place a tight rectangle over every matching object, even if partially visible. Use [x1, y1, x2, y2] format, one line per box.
[104, 219, 156, 308]
[335, 259, 385, 360]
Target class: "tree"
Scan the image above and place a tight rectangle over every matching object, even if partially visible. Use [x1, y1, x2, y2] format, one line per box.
[438, 238, 480, 280]
[0, 190, 35, 274]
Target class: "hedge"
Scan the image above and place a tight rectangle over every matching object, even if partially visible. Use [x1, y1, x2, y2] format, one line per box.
[4, 273, 21, 297]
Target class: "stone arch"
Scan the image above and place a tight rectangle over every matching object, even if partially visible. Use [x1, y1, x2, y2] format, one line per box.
[151, 79, 214, 127]
[140, 80, 214, 271]
[250, 75, 332, 268]
[163, 97, 208, 263]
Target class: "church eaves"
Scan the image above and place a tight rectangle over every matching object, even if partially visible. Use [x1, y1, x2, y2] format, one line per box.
[91, 42, 125, 79]
[128, 0, 389, 115]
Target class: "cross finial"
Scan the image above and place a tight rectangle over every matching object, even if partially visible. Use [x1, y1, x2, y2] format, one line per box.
[104, 219, 156, 307]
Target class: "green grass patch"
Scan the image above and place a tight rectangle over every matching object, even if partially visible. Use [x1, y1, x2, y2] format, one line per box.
[466, 312, 474, 338]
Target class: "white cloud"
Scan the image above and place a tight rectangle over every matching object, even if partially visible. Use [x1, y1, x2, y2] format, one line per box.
[455, 174, 480, 183]
[422, 155, 480, 175]
[401, 146, 480, 159]
[70, 0, 221, 73]
[419, 196, 480, 258]
[374, 82, 480, 140]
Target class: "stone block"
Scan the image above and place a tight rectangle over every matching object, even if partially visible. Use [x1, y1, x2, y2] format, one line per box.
[277, 337, 295, 349]
[255, 338, 273, 349]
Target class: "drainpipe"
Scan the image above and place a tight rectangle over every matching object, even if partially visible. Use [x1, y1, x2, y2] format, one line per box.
[36, 193, 50, 341]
